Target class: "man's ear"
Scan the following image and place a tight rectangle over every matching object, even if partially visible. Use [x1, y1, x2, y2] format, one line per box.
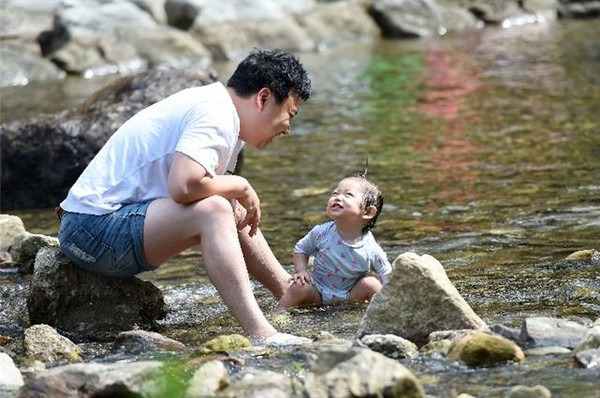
[256, 87, 271, 110]
[363, 205, 377, 221]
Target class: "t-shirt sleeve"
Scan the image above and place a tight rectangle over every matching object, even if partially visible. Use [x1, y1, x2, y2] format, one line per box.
[175, 103, 232, 177]
[294, 225, 322, 256]
[370, 242, 392, 283]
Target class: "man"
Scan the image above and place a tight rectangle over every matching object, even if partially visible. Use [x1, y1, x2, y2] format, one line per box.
[58, 49, 312, 345]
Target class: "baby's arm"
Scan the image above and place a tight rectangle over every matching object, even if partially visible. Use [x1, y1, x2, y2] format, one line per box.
[372, 245, 392, 284]
[291, 252, 313, 285]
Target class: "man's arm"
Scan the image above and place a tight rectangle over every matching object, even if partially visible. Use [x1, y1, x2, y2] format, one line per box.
[168, 152, 261, 235]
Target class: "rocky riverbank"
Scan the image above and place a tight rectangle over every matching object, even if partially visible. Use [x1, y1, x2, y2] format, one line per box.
[1, 214, 599, 397]
[2, 0, 599, 88]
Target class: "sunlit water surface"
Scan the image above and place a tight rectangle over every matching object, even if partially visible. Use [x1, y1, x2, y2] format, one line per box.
[3, 19, 600, 397]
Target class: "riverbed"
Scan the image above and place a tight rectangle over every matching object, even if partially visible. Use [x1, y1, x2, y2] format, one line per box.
[3, 18, 600, 397]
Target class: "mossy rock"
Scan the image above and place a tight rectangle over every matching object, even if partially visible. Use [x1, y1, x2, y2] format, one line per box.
[447, 330, 524, 367]
[194, 334, 252, 355]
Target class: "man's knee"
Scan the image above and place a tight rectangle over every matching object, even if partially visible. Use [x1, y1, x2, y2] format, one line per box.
[192, 195, 233, 220]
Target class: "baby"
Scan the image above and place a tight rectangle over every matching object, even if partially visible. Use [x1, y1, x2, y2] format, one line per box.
[278, 171, 392, 309]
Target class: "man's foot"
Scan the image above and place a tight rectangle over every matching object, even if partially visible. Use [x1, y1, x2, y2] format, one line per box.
[251, 332, 312, 347]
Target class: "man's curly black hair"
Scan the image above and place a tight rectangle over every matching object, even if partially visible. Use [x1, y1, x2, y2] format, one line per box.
[227, 49, 311, 104]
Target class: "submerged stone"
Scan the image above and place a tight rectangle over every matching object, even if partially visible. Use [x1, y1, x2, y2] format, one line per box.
[447, 330, 525, 367]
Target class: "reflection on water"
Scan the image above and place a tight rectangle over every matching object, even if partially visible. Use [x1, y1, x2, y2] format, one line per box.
[4, 19, 600, 397]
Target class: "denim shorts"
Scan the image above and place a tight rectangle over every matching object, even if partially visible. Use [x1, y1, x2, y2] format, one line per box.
[58, 202, 154, 277]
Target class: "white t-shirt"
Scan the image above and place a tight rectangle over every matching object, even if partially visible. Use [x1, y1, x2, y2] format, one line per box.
[61, 82, 243, 215]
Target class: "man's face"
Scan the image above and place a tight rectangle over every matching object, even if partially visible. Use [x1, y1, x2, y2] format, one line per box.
[242, 89, 299, 149]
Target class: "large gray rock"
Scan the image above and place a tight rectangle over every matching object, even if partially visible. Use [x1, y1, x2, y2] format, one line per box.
[369, 0, 482, 38]
[519, 317, 590, 348]
[182, 0, 315, 61]
[18, 360, 164, 398]
[1, 67, 217, 210]
[27, 247, 166, 342]
[0, 215, 27, 252]
[0, 352, 23, 387]
[38, 0, 211, 76]
[358, 252, 487, 345]
[304, 347, 425, 398]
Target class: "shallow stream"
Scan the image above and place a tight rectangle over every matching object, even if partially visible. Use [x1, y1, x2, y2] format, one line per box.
[2, 18, 600, 397]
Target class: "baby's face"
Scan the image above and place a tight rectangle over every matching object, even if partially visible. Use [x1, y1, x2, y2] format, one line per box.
[326, 177, 366, 222]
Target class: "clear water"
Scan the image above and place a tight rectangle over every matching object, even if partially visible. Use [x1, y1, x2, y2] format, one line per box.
[3, 19, 599, 397]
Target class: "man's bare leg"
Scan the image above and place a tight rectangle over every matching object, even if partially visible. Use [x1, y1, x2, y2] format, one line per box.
[238, 228, 292, 300]
[143, 196, 276, 337]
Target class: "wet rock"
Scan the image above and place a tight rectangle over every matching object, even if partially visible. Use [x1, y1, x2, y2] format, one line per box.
[506, 384, 552, 398]
[565, 249, 600, 265]
[175, 0, 315, 61]
[0, 1, 65, 87]
[18, 360, 164, 398]
[9, 233, 59, 274]
[573, 326, 600, 353]
[358, 252, 487, 345]
[38, 0, 211, 76]
[23, 324, 82, 365]
[112, 329, 186, 354]
[304, 347, 425, 398]
[559, 1, 600, 18]
[0, 251, 14, 268]
[524, 346, 572, 356]
[519, 317, 589, 348]
[420, 338, 453, 356]
[296, 1, 381, 51]
[574, 348, 600, 368]
[1, 67, 217, 210]
[447, 330, 525, 367]
[27, 247, 165, 342]
[455, 0, 524, 24]
[0, 215, 27, 252]
[185, 360, 229, 398]
[358, 334, 419, 360]
[368, 0, 482, 38]
[195, 334, 252, 355]
[0, 352, 23, 387]
[490, 323, 521, 342]
[223, 368, 293, 398]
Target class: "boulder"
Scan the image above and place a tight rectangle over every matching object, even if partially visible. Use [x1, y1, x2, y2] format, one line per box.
[18, 360, 164, 398]
[0, 214, 27, 252]
[38, 0, 211, 76]
[358, 252, 487, 345]
[27, 247, 165, 342]
[304, 347, 425, 398]
[1, 67, 217, 210]
[368, 0, 482, 38]
[519, 317, 589, 348]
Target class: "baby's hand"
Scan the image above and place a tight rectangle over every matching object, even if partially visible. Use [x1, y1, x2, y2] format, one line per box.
[290, 270, 312, 286]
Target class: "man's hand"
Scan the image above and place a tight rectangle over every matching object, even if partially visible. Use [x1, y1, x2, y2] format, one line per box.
[235, 184, 261, 237]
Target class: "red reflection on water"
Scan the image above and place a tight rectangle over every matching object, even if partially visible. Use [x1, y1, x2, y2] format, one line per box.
[412, 42, 483, 208]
